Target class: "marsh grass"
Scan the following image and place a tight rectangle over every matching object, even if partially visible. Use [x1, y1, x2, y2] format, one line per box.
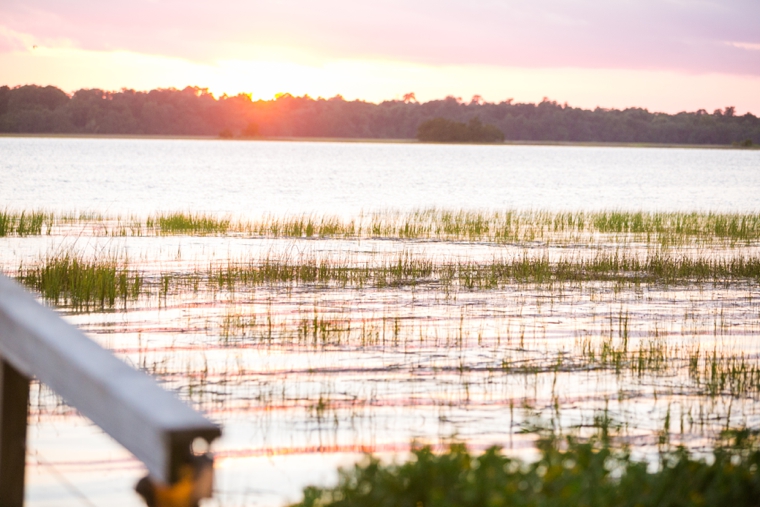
[256, 214, 355, 238]
[147, 212, 231, 235]
[0, 210, 53, 236]
[6, 209, 760, 245]
[215, 209, 760, 245]
[16, 250, 760, 310]
[17, 253, 141, 311]
[203, 251, 760, 291]
[208, 252, 436, 290]
[240, 209, 760, 244]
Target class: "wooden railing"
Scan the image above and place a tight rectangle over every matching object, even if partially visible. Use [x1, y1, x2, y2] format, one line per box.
[0, 274, 222, 506]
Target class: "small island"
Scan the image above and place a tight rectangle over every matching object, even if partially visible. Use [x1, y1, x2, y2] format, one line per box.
[417, 116, 505, 143]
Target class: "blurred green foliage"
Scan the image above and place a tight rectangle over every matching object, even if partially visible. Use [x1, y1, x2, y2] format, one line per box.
[294, 432, 760, 507]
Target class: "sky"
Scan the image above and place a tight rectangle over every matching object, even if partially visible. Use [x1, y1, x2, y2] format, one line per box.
[1, 0, 759, 113]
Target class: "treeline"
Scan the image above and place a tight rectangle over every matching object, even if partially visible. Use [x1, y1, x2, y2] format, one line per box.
[1, 84, 759, 144]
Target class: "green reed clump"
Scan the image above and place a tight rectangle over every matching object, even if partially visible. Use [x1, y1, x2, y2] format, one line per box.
[211, 257, 353, 289]
[17, 250, 760, 307]
[452, 252, 760, 289]
[357, 209, 760, 244]
[0, 210, 53, 236]
[18, 254, 140, 311]
[592, 211, 760, 242]
[360, 209, 760, 244]
[209, 253, 435, 289]
[203, 251, 760, 292]
[257, 215, 357, 238]
[148, 212, 230, 235]
[0, 212, 9, 236]
[8, 208, 760, 243]
[294, 433, 760, 507]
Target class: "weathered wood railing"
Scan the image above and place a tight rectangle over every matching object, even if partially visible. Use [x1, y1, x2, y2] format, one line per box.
[0, 274, 222, 506]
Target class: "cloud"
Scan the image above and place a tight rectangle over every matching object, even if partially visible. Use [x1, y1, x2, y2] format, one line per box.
[1, 0, 759, 74]
[727, 41, 760, 51]
[0, 26, 33, 52]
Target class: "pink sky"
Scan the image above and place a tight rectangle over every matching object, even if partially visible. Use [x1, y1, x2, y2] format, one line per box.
[2, 0, 760, 113]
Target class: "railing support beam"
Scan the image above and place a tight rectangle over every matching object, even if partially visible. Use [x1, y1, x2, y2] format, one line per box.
[0, 275, 221, 487]
[0, 357, 30, 507]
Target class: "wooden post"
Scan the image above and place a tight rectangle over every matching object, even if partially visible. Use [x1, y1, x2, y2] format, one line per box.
[0, 357, 30, 507]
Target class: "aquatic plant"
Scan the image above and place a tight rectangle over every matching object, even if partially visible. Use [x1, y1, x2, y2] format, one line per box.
[17, 253, 140, 311]
[5, 208, 760, 245]
[0, 210, 52, 236]
[15, 249, 760, 312]
[204, 251, 760, 291]
[147, 212, 231, 235]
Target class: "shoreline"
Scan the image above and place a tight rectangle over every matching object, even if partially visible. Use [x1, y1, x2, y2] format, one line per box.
[0, 133, 756, 150]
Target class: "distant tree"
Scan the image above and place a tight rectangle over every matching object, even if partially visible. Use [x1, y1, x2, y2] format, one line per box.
[8, 85, 69, 111]
[0, 85, 71, 133]
[0, 86, 10, 116]
[402, 93, 417, 103]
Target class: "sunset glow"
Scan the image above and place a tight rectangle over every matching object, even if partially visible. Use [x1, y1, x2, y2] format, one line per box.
[2, 0, 759, 112]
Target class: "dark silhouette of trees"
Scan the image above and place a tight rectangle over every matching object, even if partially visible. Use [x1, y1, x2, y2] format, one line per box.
[0, 85, 72, 133]
[0, 84, 758, 145]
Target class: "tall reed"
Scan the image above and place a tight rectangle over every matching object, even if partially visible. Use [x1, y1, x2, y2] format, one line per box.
[7, 209, 760, 244]
[17, 253, 140, 311]
[146, 212, 231, 235]
[0, 210, 52, 236]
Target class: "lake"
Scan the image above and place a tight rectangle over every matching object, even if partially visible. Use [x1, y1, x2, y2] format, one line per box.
[1, 137, 759, 506]
[2, 137, 759, 214]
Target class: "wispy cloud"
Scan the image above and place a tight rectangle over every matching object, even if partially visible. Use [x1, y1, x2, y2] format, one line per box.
[727, 41, 760, 51]
[0, 26, 34, 52]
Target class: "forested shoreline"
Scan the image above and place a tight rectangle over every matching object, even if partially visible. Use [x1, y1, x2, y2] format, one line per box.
[1, 84, 758, 144]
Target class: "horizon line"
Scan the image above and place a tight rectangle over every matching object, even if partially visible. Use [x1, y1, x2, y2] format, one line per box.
[3, 83, 750, 117]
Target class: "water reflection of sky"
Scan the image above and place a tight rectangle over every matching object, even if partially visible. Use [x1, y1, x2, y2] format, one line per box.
[2, 138, 759, 215]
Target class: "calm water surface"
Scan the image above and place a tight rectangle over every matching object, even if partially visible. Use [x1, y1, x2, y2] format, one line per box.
[1, 137, 758, 214]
